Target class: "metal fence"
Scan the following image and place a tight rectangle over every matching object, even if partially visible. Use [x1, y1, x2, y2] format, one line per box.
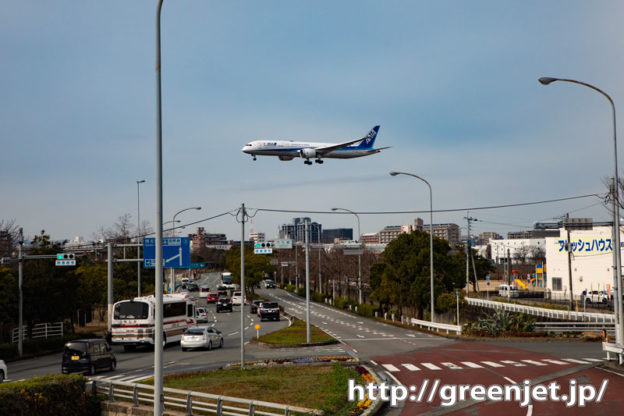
[11, 322, 64, 344]
[465, 297, 616, 323]
[407, 317, 462, 335]
[93, 378, 324, 416]
[534, 321, 615, 334]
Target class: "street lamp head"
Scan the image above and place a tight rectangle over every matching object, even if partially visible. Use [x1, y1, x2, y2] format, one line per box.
[194, 206, 202, 210]
[331, 208, 339, 211]
[538, 77, 558, 86]
[389, 171, 399, 176]
[137, 179, 146, 184]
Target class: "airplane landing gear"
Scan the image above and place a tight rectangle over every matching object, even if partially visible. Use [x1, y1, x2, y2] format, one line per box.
[252, 156, 257, 161]
[304, 160, 313, 165]
[314, 159, 324, 164]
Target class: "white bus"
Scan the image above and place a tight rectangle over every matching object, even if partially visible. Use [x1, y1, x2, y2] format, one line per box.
[111, 294, 196, 351]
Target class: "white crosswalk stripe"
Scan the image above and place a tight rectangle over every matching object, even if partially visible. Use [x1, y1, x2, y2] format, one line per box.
[440, 362, 462, 370]
[461, 361, 483, 368]
[562, 358, 590, 364]
[481, 361, 504, 368]
[401, 363, 420, 371]
[583, 358, 603, 362]
[500, 360, 525, 367]
[542, 359, 569, 365]
[421, 363, 442, 370]
[522, 360, 547, 366]
[382, 364, 400, 372]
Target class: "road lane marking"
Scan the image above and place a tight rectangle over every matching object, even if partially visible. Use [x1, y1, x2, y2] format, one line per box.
[522, 360, 547, 366]
[382, 364, 400, 372]
[583, 358, 603, 362]
[421, 363, 442, 370]
[441, 362, 462, 370]
[501, 360, 526, 367]
[402, 363, 420, 371]
[461, 361, 483, 368]
[481, 361, 504, 368]
[504, 376, 517, 384]
[542, 359, 569, 365]
[562, 358, 589, 364]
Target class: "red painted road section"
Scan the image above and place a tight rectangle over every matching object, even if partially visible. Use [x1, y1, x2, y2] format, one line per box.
[372, 342, 624, 415]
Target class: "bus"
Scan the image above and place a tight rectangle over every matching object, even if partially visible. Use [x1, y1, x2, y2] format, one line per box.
[221, 272, 233, 285]
[111, 294, 196, 351]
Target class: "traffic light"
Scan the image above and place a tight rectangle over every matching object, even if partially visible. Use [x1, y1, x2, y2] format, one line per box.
[57, 253, 75, 260]
[255, 242, 273, 249]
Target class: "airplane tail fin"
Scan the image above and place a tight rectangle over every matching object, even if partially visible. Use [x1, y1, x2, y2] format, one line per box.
[354, 125, 380, 149]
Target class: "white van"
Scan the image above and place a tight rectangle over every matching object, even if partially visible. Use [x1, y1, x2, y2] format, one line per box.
[199, 286, 210, 298]
[498, 284, 519, 298]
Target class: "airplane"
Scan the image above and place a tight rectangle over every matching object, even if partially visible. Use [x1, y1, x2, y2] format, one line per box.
[242, 125, 388, 165]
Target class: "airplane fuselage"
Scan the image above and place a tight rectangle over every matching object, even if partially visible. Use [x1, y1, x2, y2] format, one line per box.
[242, 140, 379, 160]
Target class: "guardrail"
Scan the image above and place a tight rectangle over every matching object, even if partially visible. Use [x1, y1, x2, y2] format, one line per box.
[93, 378, 324, 415]
[407, 317, 462, 335]
[534, 321, 615, 334]
[465, 297, 616, 323]
[11, 322, 64, 344]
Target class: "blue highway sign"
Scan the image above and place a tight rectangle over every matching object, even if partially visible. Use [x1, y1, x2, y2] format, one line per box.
[143, 237, 190, 269]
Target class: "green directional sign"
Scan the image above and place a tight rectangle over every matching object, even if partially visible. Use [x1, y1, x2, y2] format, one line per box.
[190, 262, 207, 269]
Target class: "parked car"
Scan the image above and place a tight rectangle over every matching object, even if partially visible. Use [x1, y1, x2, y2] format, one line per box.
[61, 339, 116, 375]
[264, 279, 276, 289]
[0, 359, 7, 383]
[250, 300, 263, 314]
[206, 293, 219, 303]
[216, 297, 233, 313]
[583, 290, 609, 304]
[196, 307, 208, 323]
[181, 326, 224, 351]
[259, 302, 280, 321]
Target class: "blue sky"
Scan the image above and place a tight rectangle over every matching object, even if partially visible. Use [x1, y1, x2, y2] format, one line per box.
[2, 1, 624, 242]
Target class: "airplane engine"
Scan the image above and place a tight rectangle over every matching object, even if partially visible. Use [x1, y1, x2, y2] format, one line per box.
[299, 148, 317, 159]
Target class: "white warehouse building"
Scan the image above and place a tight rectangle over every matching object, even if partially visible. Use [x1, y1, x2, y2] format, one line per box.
[545, 226, 621, 300]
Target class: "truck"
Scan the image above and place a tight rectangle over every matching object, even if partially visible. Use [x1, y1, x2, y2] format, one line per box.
[221, 272, 233, 285]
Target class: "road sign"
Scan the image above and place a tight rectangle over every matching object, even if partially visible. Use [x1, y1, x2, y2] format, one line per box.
[273, 239, 293, 249]
[254, 248, 273, 254]
[486, 274, 490, 286]
[56, 259, 76, 266]
[190, 262, 206, 269]
[143, 237, 190, 269]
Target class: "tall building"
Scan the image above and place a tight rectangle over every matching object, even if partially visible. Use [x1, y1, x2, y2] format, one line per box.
[279, 218, 322, 243]
[477, 232, 503, 245]
[189, 227, 228, 251]
[249, 232, 265, 243]
[361, 233, 380, 245]
[322, 228, 353, 243]
[378, 225, 411, 244]
[413, 217, 461, 248]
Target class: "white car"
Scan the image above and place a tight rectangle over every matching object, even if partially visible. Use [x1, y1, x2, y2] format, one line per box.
[498, 284, 519, 298]
[584, 290, 609, 304]
[181, 327, 223, 351]
[0, 359, 7, 383]
[231, 291, 246, 306]
[196, 307, 208, 323]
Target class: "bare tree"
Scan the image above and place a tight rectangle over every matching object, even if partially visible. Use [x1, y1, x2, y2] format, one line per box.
[0, 219, 21, 256]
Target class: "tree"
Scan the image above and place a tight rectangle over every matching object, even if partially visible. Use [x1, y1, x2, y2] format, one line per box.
[224, 247, 275, 292]
[0, 219, 20, 257]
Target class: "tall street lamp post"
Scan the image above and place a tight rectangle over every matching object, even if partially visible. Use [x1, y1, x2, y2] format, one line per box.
[540, 76, 624, 353]
[332, 207, 362, 304]
[136, 179, 145, 297]
[390, 171, 435, 322]
[172, 206, 201, 237]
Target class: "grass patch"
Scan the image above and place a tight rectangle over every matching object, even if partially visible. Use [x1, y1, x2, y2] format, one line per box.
[258, 318, 335, 344]
[148, 363, 360, 415]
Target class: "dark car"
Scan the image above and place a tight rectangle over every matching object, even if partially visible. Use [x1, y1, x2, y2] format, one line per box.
[216, 297, 233, 313]
[250, 300, 263, 314]
[259, 302, 280, 321]
[61, 339, 116, 375]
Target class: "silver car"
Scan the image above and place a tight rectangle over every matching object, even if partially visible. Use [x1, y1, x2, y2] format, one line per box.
[181, 326, 223, 351]
[0, 359, 7, 383]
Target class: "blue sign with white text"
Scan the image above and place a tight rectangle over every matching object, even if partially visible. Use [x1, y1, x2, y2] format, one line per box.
[143, 237, 190, 269]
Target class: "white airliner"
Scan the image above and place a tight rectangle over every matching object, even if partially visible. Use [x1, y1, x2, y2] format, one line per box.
[242, 125, 388, 165]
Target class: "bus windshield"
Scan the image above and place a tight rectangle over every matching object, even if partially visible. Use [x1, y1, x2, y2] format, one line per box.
[114, 301, 149, 319]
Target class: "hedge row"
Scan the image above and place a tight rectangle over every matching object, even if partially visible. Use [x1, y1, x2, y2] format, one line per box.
[0, 374, 101, 416]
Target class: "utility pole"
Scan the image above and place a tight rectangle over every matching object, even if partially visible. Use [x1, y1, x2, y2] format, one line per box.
[18, 227, 23, 358]
[464, 213, 477, 292]
[240, 203, 246, 368]
[108, 242, 113, 334]
[565, 213, 574, 310]
[305, 219, 311, 343]
[507, 248, 511, 302]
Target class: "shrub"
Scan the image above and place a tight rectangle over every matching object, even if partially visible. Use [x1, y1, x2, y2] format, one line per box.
[355, 303, 377, 317]
[285, 284, 296, 293]
[296, 287, 306, 297]
[334, 297, 352, 310]
[469, 310, 536, 337]
[0, 374, 101, 416]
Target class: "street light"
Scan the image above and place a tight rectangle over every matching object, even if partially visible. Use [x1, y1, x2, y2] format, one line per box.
[136, 179, 145, 297]
[390, 171, 435, 322]
[332, 207, 363, 304]
[171, 206, 201, 237]
[539, 76, 624, 353]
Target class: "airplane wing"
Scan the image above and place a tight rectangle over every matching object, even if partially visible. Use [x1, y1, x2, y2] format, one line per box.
[314, 137, 369, 155]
